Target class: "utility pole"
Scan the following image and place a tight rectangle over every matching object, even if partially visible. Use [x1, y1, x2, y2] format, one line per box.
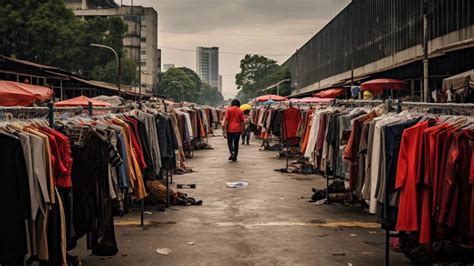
[422, 0, 429, 102]
[138, 12, 142, 103]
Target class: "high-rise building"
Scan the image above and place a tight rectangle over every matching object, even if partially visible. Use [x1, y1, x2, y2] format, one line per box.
[196, 47, 219, 89]
[163, 64, 175, 72]
[65, 0, 160, 93]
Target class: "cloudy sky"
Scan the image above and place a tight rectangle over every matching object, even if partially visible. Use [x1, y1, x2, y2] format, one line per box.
[123, 0, 350, 98]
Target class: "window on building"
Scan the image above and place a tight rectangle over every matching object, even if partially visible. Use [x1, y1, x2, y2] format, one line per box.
[141, 49, 146, 55]
[141, 37, 146, 42]
[141, 61, 146, 66]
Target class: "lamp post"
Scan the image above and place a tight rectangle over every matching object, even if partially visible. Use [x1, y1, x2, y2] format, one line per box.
[90, 43, 121, 96]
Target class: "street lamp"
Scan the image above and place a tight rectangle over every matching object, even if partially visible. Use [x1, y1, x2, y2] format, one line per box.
[170, 81, 185, 102]
[90, 43, 122, 96]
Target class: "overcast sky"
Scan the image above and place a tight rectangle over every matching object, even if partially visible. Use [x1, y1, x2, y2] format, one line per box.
[123, 0, 350, 98]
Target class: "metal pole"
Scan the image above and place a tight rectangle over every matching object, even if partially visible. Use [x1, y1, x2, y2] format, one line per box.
[88, 101, 93, 117]
[140, 199, 145, 228]
[277, 84, 280, 96]
[138, 12, 142, 103]
[90, 43, 121, 96]
[422, 0, 429, 102]
[47, 102, 54, 128]
[118, 56, 121, 97]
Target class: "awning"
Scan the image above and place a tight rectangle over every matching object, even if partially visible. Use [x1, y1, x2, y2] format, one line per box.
[290, 97, 334, 103]
[0, 80, 53, 106]
[442, 69, 474, 93]
[313, 88, 344, 98]
[55, 95, 112, 107]
[256, 94, 288, 102]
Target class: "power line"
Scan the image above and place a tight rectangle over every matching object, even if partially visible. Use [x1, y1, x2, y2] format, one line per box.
[159, 46, 290, 57]
[159, 30, 314, 37]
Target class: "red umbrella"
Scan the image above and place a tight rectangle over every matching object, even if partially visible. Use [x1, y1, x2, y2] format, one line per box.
[360, 79, 407, 94]
[55, 95, 112, 107]
[313, 88, 344, 98]
[256, 94, 288, 102]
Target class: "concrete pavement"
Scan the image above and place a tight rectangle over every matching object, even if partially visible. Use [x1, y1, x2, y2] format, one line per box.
[72, 136, 410, 265]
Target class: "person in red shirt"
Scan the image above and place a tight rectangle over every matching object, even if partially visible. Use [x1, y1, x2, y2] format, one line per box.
[223, 99, 244, 161]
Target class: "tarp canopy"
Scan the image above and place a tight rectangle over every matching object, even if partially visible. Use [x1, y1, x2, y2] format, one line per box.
[442, 69, 474, 94]
[360, 79, 407, 94]
[313, 88, 344, 98]
[290, 97, 334, 103]
[0, 80, 53, 106]
[256, 94, 288, 102]
[93, 95, 125, 107]
[55, 95, 112, 107]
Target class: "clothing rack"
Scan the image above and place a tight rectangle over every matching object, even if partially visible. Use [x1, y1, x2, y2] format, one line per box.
[330, 99, 474, 266]
[383, 100, 474, 266]
[0, 103, 148, 230]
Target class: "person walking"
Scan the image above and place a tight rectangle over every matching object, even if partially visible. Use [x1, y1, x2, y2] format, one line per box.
[241, 109, 251, 145]
[223, 99, 244, 162]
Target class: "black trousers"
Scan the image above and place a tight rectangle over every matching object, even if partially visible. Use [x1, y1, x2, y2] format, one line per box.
[227, 132, 241, 157]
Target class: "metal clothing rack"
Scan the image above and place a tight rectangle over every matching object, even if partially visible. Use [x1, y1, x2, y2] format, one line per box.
[331, 99, 474, 266]
[0, 103, 147, 229]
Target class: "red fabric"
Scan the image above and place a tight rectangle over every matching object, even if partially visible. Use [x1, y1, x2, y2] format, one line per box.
[438, 130, 473, 234]
[313, 88, 344, 98]
[395, 121, 428, 232]
[38, 129, 69, 187]
[256, 94, 288, 102]
[282, 107, 301, 140]
[360, 79, 407, 94]
[0, 80, 53, 106]
[225, 106, 244, 133]
[419, 124, 444, 244]
[48, 129, 73, 188]
[55, 95, 112, 107]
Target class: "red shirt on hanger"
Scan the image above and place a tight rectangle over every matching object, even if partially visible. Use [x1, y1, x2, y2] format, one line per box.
[395, 121, 428, 232]
[283, 107, 301, 140]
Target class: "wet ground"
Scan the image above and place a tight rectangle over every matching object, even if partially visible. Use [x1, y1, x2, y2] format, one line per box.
[72, 136, 410, 265]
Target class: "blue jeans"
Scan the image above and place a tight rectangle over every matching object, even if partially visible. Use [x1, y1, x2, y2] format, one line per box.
[227, 132, 241, 158]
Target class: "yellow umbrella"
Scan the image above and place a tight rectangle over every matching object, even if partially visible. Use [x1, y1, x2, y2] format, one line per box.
[240, 104, 252, 111]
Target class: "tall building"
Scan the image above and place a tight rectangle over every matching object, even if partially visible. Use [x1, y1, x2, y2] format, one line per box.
[196, 47, 219, 89]
[163, 64, 175, 72]
[218, 75, 223, 94]
[66, 0, 160, 93]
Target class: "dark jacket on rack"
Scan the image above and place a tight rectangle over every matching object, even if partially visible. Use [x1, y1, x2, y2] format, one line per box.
[156, 113, 179, 170]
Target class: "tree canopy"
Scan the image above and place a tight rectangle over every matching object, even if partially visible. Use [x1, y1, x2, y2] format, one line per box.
[235, 54, 291, 103]
[157, 67, 224, 106]
[0, 0, 137, 85]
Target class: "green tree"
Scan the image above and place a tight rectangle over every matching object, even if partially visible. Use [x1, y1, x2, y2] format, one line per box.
[235, 54, 291, 102]
[158, 68, 199, 102]
[0, 0, 128, 82]
[199, 83, 225, 106]
[91, 57, 138, 85]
